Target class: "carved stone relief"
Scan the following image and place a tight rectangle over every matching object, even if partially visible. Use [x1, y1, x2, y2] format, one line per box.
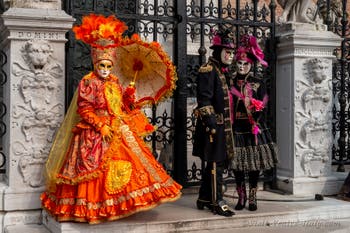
[18, 156, 46, 187]
[11, 39, 63, 187]
[296, 58, 331, 177]
[13, 39, 63, 110]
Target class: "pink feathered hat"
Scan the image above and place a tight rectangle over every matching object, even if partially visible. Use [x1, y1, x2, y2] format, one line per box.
[235, 35, 268, 67]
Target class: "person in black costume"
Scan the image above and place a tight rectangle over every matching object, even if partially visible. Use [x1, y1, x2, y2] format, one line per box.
[192, 29, 235, 217]
[229, 35, 278, 211]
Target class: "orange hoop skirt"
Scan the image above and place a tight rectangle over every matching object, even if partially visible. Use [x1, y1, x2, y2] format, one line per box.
[41, 122, 181, 224]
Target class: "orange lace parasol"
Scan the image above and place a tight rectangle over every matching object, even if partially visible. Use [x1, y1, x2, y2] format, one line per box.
[114, 34, 177, 107]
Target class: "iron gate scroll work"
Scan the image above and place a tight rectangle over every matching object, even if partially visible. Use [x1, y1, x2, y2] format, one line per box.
[63, 0, 277, 187]
[0, 3, 7, 174]
[319, 0, 350, 172]
[0, 48, 6, 174]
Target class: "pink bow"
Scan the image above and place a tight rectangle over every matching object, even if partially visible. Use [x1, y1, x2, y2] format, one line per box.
[221, 67, 229, 73]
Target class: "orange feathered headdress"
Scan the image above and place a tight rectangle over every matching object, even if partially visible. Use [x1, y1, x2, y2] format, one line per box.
[73, 14, 128, 64]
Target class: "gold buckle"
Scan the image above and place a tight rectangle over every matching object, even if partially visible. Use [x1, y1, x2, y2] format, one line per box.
[221, 205, 229, 211]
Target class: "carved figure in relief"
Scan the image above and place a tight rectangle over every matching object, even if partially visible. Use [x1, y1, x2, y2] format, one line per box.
[22, 39, 53, 70]
[19, 156, 46, 187]
[298, 58, 331, 117]
[13, 39, 63, 111]
[21, 106, 62, 155]
[12, 141, 47, 187]
[297, 122, 330, 178]
[300, 118, 329, 149]
[277, 0, 321, 23]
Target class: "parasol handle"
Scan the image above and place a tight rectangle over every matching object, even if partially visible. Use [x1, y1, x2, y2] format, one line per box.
[130, 70, 138, 87]
[131, 59, 143, 87]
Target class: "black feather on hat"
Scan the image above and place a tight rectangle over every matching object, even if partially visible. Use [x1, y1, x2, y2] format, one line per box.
[209, 28, 235, 50]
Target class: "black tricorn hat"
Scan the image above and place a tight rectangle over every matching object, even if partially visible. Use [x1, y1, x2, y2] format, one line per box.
[209, 28, 235, 49]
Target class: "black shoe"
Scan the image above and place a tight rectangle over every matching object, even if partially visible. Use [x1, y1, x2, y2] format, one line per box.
[248, 202, 257, 211]
[235, 198, 247, 210]
[248, 188, 257, 211]
[196, 199, 213, 211]
[213, 200, 235, 217]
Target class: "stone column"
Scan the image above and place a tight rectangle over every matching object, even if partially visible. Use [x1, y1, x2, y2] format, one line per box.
[0, 2, 74, 230]
[276, 23, 344, 196]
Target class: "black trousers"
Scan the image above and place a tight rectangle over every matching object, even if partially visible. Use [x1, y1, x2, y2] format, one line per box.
[198, 161, 225, 202]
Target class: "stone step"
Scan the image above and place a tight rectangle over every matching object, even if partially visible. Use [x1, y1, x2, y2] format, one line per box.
[5, 224, 50, 233]
[186, 219, 350, 233]
[42, 191, 350, 233]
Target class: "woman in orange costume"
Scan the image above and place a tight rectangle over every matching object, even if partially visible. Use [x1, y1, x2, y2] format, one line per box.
[41, 14, 182, 224]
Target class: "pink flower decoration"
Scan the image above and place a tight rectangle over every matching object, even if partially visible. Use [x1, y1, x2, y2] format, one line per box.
[250, 98, 264, 111]
[212, 35, 222, 46]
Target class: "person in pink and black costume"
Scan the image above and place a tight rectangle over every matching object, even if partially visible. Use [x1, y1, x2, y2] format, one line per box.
[192, 28, 235, 217]
[229, 35, 278, 211]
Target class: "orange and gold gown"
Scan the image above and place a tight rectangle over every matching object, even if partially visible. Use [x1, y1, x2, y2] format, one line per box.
[41, 72, 182, 224]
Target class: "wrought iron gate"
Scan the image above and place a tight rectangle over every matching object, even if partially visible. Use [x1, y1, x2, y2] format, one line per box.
[0, 48, 6, 174]
[318, 0, 350, 172]
[63, 0, 277, 187]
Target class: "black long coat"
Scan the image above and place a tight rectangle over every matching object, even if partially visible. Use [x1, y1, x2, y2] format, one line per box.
[192, 58, 234, 162]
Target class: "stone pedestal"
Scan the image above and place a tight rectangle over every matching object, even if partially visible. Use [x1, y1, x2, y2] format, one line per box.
[0, 7, 73, 230]
[275, 23, 345, 196]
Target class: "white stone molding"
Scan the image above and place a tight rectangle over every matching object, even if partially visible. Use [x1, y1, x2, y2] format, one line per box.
[0, 8, 74, 46]
[294, 47, 335, 58]
[9, 0, 60, 10]
[3, 210, 42, 230]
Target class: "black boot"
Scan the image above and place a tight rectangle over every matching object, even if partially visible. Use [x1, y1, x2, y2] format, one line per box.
[248, 188, 257, 211]
[213, 200, 235, 217]
[235, 184, 247, 210]
[196, 199, 213, 211]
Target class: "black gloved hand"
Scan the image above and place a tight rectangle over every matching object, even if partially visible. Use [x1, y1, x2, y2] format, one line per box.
[202, 114, 217, 134]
